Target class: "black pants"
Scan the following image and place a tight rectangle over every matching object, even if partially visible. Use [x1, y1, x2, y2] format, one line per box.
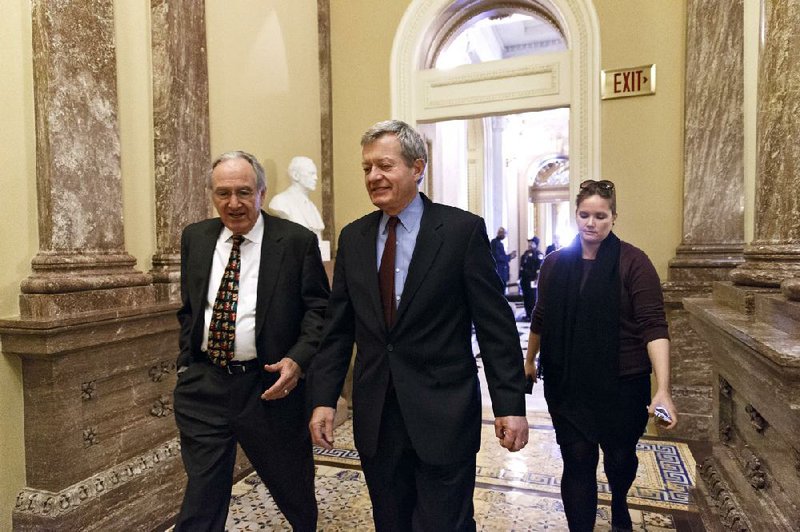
[521, 276, 536, 319]
[359, 388, 477, 532]
[552, 374, 650, 531]
[559, 436, 640, 531]
[173, 361, 317, 531]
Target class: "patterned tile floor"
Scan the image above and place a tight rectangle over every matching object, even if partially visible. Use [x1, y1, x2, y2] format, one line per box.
[200, 302, 700, 530]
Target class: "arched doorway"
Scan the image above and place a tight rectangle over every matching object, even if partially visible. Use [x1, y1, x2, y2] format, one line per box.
[391, 0, 600, 273]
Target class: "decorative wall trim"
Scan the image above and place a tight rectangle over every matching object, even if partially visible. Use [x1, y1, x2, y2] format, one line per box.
[149, 361, 176, 383]
[744, 404, 767, 433]
[81, 381, 96, 401]
[741, 445, 767, 489]
[14, 439, 181, 518]
[720, 423, 733, 444]
[719, 376, 732, 398]
[149, 396, 173, 418]
[82, 428, 99, 448]
[699, 458, 751, 531]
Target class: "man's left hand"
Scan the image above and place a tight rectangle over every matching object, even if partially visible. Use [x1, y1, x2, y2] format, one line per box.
[261, 357, 301, 400]
[494, 415, 529, 452]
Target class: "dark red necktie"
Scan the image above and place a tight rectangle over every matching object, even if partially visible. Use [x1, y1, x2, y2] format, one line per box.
[207, 235, 243, 367]
[379, 217, 399, 328]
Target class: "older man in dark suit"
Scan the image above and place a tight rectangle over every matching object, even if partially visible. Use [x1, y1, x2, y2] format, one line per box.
[173, 151, 329, 531]
[309, 121, 529, 531]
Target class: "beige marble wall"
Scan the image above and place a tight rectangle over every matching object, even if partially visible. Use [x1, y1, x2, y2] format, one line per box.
[150, 0, 212, 302]
[731, 0, 800, 288]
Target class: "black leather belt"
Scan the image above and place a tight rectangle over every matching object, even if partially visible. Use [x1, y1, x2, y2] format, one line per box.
[203, 356, 260, 375]
[225, 359, 260, 374]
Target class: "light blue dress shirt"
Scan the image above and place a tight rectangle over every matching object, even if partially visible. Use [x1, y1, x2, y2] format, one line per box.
[376, 193, 424, 308]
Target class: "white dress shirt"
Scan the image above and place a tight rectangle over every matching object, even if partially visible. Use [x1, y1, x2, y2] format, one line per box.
[201, 215, 263, 361]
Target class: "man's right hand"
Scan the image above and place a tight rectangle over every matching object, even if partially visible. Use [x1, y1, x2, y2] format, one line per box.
[309, 406, 336, 449]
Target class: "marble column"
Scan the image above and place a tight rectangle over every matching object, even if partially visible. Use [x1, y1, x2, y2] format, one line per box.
[318, 0, 335, 244]
[668, 0, 745, 285]
[150, 0, 212, 303]
[730, 0, 800, 288]
[21, 0, 154, 319]
[661, 0, 745, 440]
[0, 2, 192, 529]
[687, 2, 800, 528]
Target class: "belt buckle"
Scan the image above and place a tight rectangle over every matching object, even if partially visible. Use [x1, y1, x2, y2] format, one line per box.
[225, 360, 250, 375]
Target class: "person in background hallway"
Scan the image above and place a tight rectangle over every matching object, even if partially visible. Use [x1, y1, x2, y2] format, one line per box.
[173, 151, 330, 531]
[309, 120, 529, 531]
[519, 236, 543, 321]
[490, 227, 517, 289]
[524, 179, 677, 532]
[545, 234, 561, 256]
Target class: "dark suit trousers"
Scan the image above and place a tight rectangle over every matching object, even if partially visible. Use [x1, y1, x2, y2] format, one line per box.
[173, 361, 317, 531]
[359, 386, 477, 532]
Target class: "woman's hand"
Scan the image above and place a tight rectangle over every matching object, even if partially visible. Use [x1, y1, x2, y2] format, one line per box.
[646, 338, 677, 429]
[525, 332, 541, 384]
[648, 389, 678, 429]
[524, 359, 538, 383]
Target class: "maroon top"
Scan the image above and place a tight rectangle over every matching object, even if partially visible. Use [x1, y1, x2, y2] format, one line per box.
[531, 241, 669, 376]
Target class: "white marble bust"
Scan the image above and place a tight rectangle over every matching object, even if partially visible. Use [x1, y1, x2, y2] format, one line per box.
[268, 156, 325, 241]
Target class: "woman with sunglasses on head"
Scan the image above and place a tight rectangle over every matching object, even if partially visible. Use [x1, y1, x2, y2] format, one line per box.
[524, 179, 677, 531]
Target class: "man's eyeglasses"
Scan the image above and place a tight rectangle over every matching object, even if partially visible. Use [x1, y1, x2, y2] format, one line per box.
[579, 179, 615, 192]
[212, 188, 256, 200]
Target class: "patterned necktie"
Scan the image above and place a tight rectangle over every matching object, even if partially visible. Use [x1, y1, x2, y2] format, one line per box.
[378, 217, 399, 328]
[207, 234, 244, 367]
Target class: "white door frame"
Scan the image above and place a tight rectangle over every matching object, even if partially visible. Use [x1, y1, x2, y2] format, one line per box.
[390, 0, 601, 195]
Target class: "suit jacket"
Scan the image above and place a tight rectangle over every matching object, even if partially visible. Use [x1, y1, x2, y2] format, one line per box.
[490, 237, 512, 282]
[177, 211, 330, 394]
[310, 194, 526, 465]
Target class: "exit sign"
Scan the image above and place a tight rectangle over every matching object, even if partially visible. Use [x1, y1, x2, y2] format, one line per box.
[601, 64, 656, 100]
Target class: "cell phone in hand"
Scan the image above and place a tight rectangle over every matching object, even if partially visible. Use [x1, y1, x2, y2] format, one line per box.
[524, 376, 534, 394]
[654, 406, 672, 423]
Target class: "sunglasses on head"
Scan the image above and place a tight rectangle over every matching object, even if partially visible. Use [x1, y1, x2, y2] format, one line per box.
[579, 179, 615, 192]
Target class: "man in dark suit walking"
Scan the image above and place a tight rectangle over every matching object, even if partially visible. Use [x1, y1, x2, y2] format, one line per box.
[173, 151, 329, 531]
[309, 121, 528, 531]
[490, 226, 517, 290]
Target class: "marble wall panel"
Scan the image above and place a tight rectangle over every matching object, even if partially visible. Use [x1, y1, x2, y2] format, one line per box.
[318, 0, 335, 244]
[753, 0, 800, 243]
[31, 0, 123, 253]
[682, 0, 745, 246]
[662, 302, 713, 440]
[0, 307, 179, 492]
[686, 285, 800, 530]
